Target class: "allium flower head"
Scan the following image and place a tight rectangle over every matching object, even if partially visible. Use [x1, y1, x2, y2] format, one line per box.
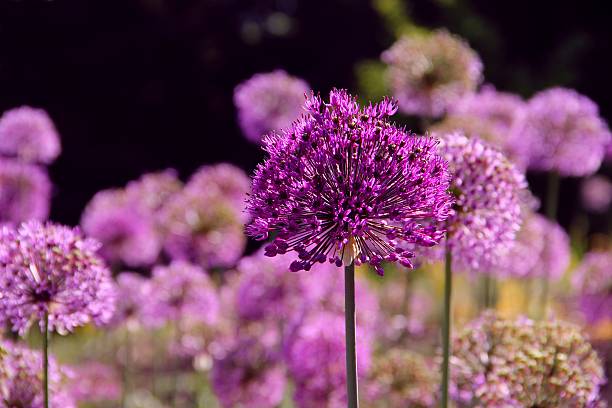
[0, 221, 116, 335]
[81, 189, 162, 267]
[0, 341, 75, 408]
[246, 89, 453, 275]
[572, 250, 612, 324]
[108, 271, 149, 328]
[284, 312, 372, 408]
[514, 87, 611, 176]
[581, 175, 612, 213]
[498, 212, 570, 280]
[0, 159, 51, 224]
[234, 70, 310, 143]
[435, 132, 527, 272]
[141, 261, 219, 328]
[211, 336, 286, 408]
[125, 169, 182, 212]
[451, 312, 606, 407]
[68, 362, 121, 403]
[0, 106, 61, 164]
[366, 349, 438, 408]
[382, 30, 483, 117]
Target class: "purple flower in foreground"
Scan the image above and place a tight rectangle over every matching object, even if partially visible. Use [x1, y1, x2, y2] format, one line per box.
[498, 212, 570, 280]
[382, 30, 482, 117]
[0, 341, 75, 408]
[246, 89, 453, 275]
[581, 175, 612, 213]
[234, 70, 310, 144]
[451, 312, 605, 407]
[513, 87, 611, 176]
[68, 361, 121, 403]
[211, 336, 286, 408]
[81, 189, 162, 267]
[0, 221, 116, 335]
[572, 250, 612, 324]
[432, 132, 527, 272]
[284, 312, 372, 408]
[0, 106, 61, 164]
[141, 261, 219, 328]
[0, 159, 51, 224]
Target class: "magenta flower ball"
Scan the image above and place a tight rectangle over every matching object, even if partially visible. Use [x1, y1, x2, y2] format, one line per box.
[0, 159, 52, 224]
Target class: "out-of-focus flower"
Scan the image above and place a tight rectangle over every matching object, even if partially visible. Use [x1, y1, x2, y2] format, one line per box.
[513, 87, 611, 177]
[81, 189, 162, 267]
[377, 282, 433, 341]
[572, 250, 612, 325]
[0, 106, 61, 164]
[0, 221, 116, 335]
[365, 349, 438, 408]
[211, 336, 286, 408]
[68, 361, 121, 403]
[246, 89, 453, 275]
[0, 340, 75, 408]
[284, 312, 372, 408]
[498, 212, 570, 280]
[234, 70, 309, 144]
[381, 30, 482, 117]
[451, 312, 606, 407]
[0, 159, 51, 224]
[125, 169, 183, 212]
[581, 175, 612, 213]
[431, 85, 528, 169]
[108, 271, 149, 328]
[432, 132, 527, 272]
[140, 261, 219, 329]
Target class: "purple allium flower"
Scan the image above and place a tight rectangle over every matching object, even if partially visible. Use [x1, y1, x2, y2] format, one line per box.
[284, 312, 372, 408]
[246, 89, 453, 275]
[0, 221, 116, 335]
[498, 212, 570, 280]
[0, 340, 75, 408]
[450, 312, 606, 407]
[125, 169, 183, 212]
[433, 132, 527, 272]
[365, 349, 438, 408]
[234, 70, 310, 144]
[0, 106, 61, 164]
[140, 261, 219, 329]
[581, 175, 612, 213]
[81, 189, 162, 267]
[513, 87, 612, 176]
[0, 159, 51, 224]
[108, 271, 149, 328]
[211, 336, 286, 408]
[572, 250, 612, 325]
[187, 163, 251, 220]
[67, 361, 121, 403]
[381, 30, 483, 117]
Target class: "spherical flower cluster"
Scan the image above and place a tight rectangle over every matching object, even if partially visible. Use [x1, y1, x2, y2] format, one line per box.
[581, 175, 612, 213]
[140, 261, 219, 329]
[125, 169, 183, 212]
[211, 336, 286, 408]
[572, 250, 612, 324]
[0, 340, 75, 408]
[68, 361, 121, 403]
[381, 30, 482, 117]
[0, 159, 51, 224]
[108, 271, 149, 328]
[81, 189, 162, 267]
[365, 349, 438, 408]
[431, 85, 528, 168]
[450, 312, 606, 407]
[435, 132, 527, 272]
[234, 70, 310, 143]
[246, 89, 453, 275]
[0, 106, 61, 164]
[498, 212, 570, 280]
[0, 221, 116, 335]
[514, 87, 611, 176]
[284, 312, 372, 408]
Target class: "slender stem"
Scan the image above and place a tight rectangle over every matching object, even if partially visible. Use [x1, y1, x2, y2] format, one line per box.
[539, 171, 560, 319]
[344, 262, 359, 408]
[440, 242, 452, 408]
[43, 311, 49, 408]
[121, 329, 131, 408]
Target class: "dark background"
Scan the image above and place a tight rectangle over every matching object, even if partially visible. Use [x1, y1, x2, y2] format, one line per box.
[1, 0, 610, 231]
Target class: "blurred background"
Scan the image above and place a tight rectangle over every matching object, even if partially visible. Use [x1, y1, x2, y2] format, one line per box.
[1, 0, 611, 231]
